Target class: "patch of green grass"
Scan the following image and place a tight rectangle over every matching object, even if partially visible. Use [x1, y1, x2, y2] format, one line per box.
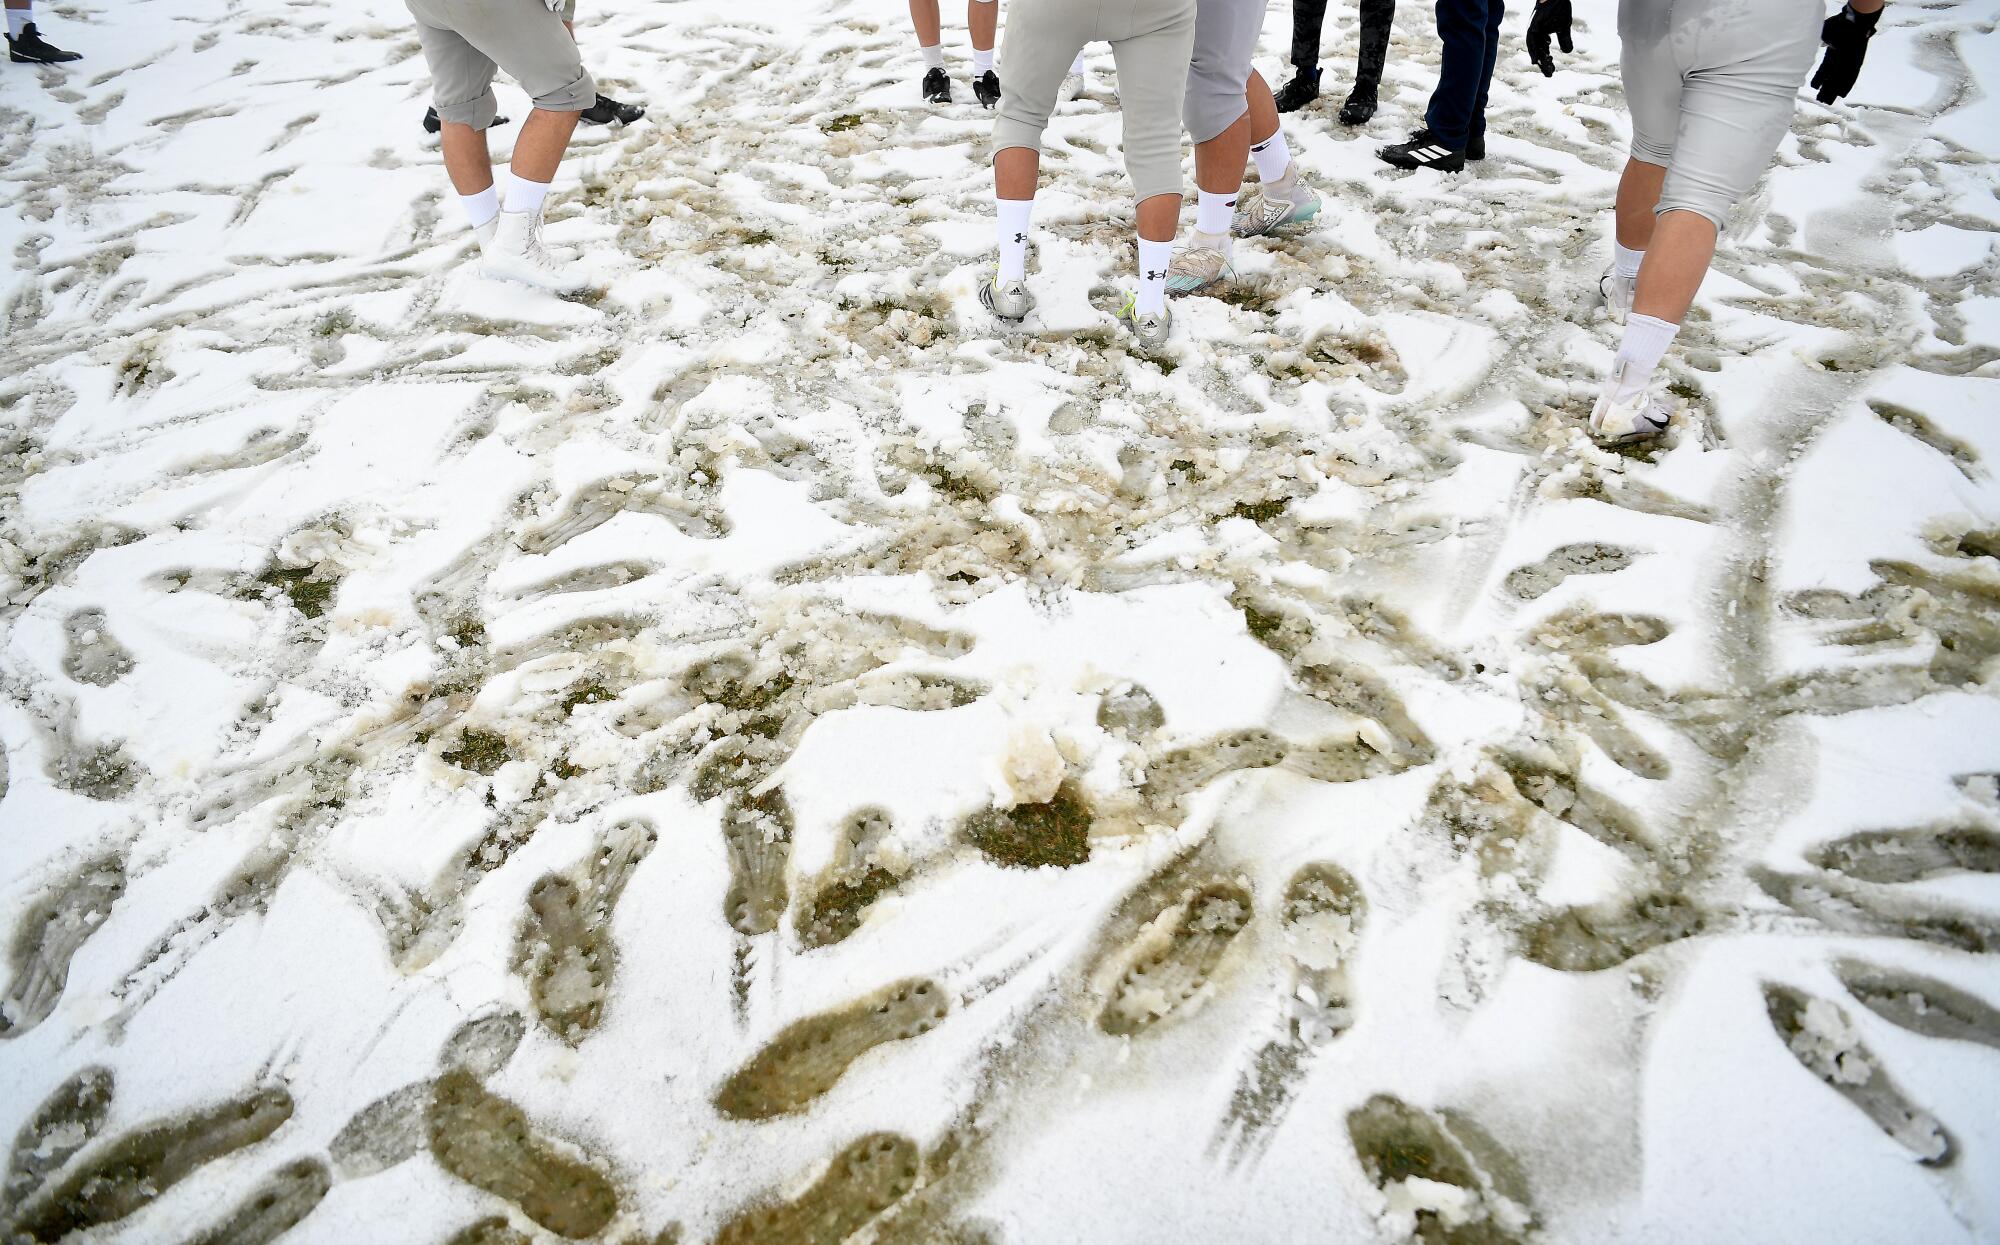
[823, 113, 864, 132]
[1232, 498, 1288, 524]
[561, 680, 610, 714]
[312, 308, 355, 338]
[796, 865, 901, 948]
[441, 728, 511, 776]
[257, 565, 336, 619]
[962, 784, 1093, 868]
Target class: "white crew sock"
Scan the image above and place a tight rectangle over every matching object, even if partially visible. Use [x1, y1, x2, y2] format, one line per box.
[972, 47, 994, 75]
[1195, 189, 1236, 237]
[1613, 313, 1679, 392]
[997, 196, 1033, 282]
[7, 8, 31, 38]
[1069, 51, 1086, 75]
[502, 174, 552, 216]
[460, 185, 500, 230]
[920, 43, 945, 70]
[1249, 130, 1291, 185]
[1613, 240, 1645, 281]
[1136, 238, 1172, 315]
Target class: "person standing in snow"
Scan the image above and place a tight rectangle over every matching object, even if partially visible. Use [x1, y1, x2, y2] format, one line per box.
[1165, 0, 1325, 297]
[910, 0, 1003, 107]
[981, 0, 1196, 349]
[1273, 0, 1396, 125]
[1531, 0, 1886, 441]
[407, 0, 598, 293]
[420, 2, 645, 135]
[1374, 0, 1507, 171]
[5, 0, 81, 63]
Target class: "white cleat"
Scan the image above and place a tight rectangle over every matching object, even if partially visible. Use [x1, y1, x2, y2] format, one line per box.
[1166, 238, 1234, 294]
[476, 215, 575, 263]
[1233, 181, 1322, 237]
[1589, 361, 1672, 443]
[1118, 295, 1172, 350]
[1599, 267, 1633, 324]
[479, 208, 589, 293]
[980, 273, 1034, 321]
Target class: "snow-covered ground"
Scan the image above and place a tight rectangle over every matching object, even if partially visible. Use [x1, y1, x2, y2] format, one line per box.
[3, 0, 1999, 1240]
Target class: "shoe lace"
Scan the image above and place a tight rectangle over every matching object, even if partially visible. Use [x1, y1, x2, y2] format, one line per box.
[1171, 246, 1225, 272]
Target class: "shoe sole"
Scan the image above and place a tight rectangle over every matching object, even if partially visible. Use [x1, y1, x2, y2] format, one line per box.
[1165, 276, 1229, 295]
[1592, 420, 1667, 445]
[482, 265, 587, 295]
[1380, 156, 1466, 173]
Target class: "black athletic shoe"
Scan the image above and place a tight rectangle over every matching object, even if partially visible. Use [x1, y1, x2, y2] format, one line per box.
[972, 69, 1000, 108]
[423, 106, 509, 134]
[7, 22, 81, 63]
[1377, 128, 1466, 172]
[922, 67, 951, 103]
[1337, 87, 1378, 126]
[1466, 132, 1486, 162]
[1274, 67, 1320, 113]
[581, 93, 646, 126]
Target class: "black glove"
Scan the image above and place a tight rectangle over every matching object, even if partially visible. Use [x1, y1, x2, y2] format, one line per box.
[1526, 0, 1573, 77]
[1812, 3, 1881, 104]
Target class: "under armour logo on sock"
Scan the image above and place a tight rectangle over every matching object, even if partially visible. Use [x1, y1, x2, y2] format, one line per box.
[1145, 269, 1164, 281]
[1013, 233, 1026, 243]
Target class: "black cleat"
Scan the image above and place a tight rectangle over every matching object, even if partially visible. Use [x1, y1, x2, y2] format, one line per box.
[1274, 67, 1320, 113]
[423, 106, 509, 134]
[581, 93, 646, 125]
[1466, 132, 1486, 162]
[1337, 87, 1378, 126]
[7, 22, 81, 63]
[922, 66, 951, 104]
[972, 69, 1001, 108]
[1377, 128, 1466, 172]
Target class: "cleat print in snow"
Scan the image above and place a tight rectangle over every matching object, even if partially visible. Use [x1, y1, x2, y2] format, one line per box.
[6, 1086, 294, 1243]
[58, 608, 134, 687]
[1520, 891, 1706, 973]
[715, 978, 951, 1120]
[185, 1156, 333, 1245]
[515, 819, 658, 1041]
[1835, 960, 2000, 1052]
[1812, 824, 2000, 884]
[0, 855, 125, 1039]
[426, 1070, 619, 1240]
[1100, 881, 1254, 1037]
[3, 1066, 114, 1211]
[331, 1010, 527, 1182]
[1764, 985, 1953, 1166]
[1219, 863, 1369, 1162]
[713, 1131, 921, 1245]
[1140, 728, 1289, 808]
[1501, 543, 1638, 602]
[1346, 1095, 1536, 1244]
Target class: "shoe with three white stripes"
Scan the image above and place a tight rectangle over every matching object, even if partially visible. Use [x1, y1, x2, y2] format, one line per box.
[1376, 129, 1467, 172]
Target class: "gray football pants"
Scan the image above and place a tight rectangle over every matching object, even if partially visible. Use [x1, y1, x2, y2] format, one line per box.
[993, 0, 1198, 203]
[1619, 0, 1821, 228]
[1185, 0, 1265, 144]
[407, 0, 595, 130]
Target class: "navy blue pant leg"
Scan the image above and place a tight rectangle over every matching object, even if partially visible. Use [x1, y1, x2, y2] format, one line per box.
[1423, 0, 1504, 147]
